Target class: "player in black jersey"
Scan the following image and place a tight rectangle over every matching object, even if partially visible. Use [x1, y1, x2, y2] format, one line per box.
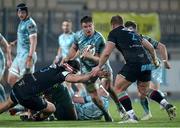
[92, 15, 176, 123]
[0, 60, 107, 121]
[125, 21, 175, 121]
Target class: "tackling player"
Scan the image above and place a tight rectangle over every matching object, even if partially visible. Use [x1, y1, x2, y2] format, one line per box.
[0, 60, 107, 121]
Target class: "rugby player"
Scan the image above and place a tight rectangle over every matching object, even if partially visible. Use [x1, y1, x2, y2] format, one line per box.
[92, 15, 176, 123]
[8, 3, 37, 86]
[53, 19, 75, 63]
[61, 16, 127, 122]
[125, 20, 171, 120]
[0, 60, 107, 121]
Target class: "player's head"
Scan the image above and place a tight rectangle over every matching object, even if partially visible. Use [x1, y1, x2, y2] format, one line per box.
[16, 3, 28, 20]
[62, 19, 72, 33]
[80, 16, 94, 36]
[110, 15, 123, 29]
[63, 60, 80, 74]
[125, 21, 137, 32]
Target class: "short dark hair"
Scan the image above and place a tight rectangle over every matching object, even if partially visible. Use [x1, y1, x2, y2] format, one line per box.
[125, 21, 137, 29]
[80, 16, 93, 24]
[16, 3, 28, 13]
[67, 60, 80, 72]
[110, 15, 123, 25]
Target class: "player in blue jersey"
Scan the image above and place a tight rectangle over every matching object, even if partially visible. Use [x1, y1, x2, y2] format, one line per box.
[0, 33, 12, 102]
[8, 3, 37, 86]
[61, 16, 127, 122]
[54, 19, 76, 63]
[72, 84, 110, 120]
[125, 21, 172, 120]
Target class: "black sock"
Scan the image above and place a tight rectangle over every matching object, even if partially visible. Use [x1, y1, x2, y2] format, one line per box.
[147, 89, 164, 104]
[117, 92, 132, 112]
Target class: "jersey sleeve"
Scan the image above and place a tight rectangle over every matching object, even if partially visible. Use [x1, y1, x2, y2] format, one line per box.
[107, 30, 117, 44]
[95, 36, 105, 54]
[27, 21, 37, 36]
[143, 35, 159, 49]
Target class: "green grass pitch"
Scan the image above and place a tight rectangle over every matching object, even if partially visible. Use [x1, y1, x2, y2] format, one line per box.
[0, 100, 179, 127]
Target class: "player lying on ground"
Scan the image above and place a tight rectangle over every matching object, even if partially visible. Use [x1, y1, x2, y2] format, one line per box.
[0, 60, 108, 121]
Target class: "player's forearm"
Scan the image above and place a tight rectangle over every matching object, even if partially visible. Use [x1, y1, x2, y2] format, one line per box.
[76, 73, 92, 83]
[29, 34, 37, 56]
[86, 54, 99, 64]
[142, 39, 158, 62]
[57, 48, 61, 57]
[98, 53, 109, 68]
[158, 43, 168, 61]
[6, 45, 12, 61]
[66, 44, 77, 60]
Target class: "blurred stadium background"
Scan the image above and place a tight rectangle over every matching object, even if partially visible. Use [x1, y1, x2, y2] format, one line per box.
[1, 0, 180, 98]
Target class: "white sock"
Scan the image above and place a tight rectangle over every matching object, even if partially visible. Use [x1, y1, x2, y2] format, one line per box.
[127, 110, 135, 119]
[160, 99, 169, 108]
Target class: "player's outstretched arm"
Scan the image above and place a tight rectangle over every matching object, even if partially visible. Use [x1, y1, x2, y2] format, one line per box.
[65, 73, 92, 83]
[91, 41, 115, 77]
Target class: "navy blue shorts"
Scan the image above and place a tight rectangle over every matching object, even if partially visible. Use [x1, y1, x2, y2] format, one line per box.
[118, 63, 151, 82]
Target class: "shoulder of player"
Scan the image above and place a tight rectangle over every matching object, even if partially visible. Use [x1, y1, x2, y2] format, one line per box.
[142, 35, 158, 43]
[26, 17, 37, 27]
[94, 31, 105, 40]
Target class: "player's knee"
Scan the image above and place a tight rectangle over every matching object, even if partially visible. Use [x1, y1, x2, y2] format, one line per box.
[45, 102, 56, 113]
[114, 84, 124, 92]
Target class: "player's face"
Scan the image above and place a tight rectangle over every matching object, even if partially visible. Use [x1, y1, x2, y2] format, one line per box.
[127, 26, 136, 32]
[17, 10, 27, 20]
[81, 22, 94, 36]
[62, 21, 72, 33]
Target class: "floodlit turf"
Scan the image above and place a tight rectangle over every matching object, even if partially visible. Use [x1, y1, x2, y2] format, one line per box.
[0, 100, 179, 127]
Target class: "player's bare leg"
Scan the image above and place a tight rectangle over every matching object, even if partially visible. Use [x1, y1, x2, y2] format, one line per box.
[31, 101, 56, 121]
[138, 81, 176, 120]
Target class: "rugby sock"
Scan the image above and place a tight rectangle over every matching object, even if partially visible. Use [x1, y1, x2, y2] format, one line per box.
[107, 87, 126, 114]
[147, 89, 169, 107]
[147, 89, 163, 103]
[140, 97, 150, 114]
[160, 99, 169, 108]
[117, 91, 133, 113]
